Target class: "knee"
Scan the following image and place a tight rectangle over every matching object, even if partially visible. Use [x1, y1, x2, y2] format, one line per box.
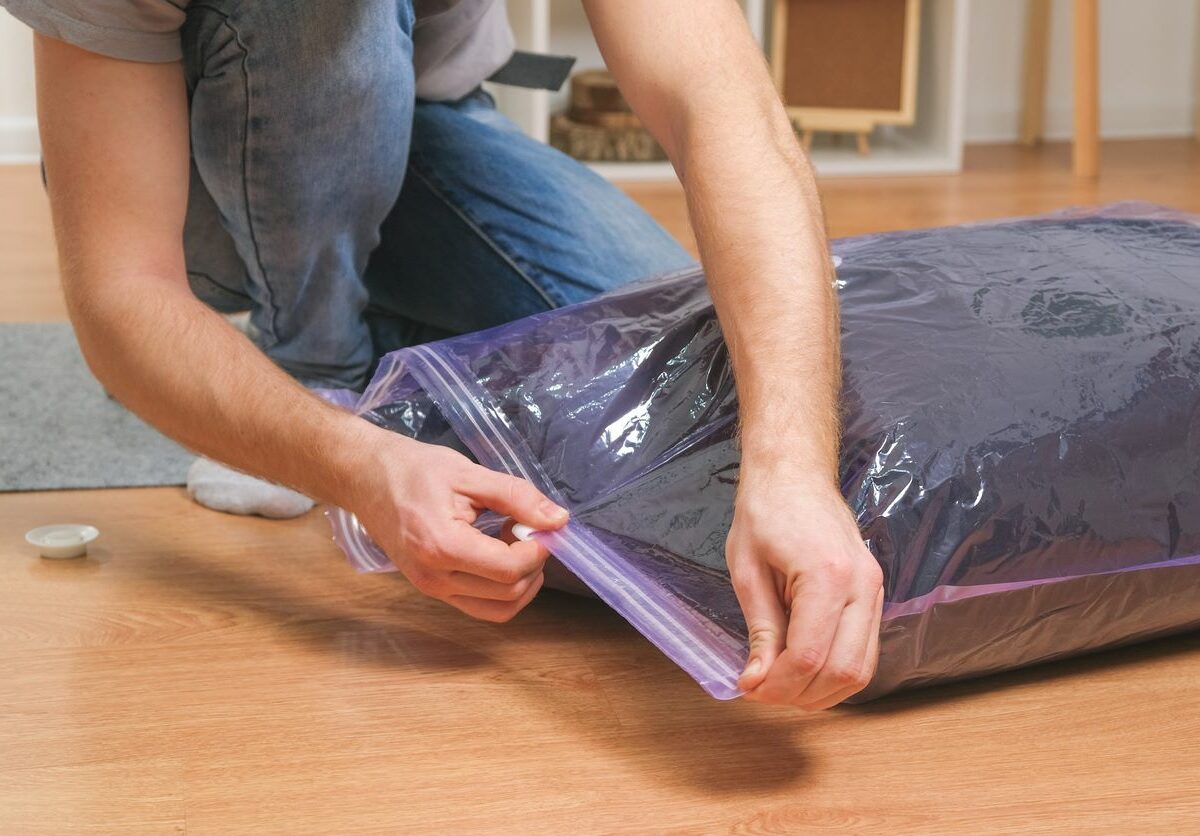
[185, 1, 416, 123]
[186, 0, 417, 223]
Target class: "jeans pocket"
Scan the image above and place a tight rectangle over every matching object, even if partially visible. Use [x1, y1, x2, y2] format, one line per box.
[188, 270, 251, 314]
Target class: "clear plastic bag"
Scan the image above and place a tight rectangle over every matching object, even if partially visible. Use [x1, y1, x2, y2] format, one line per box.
[328, 203, 1200, 701]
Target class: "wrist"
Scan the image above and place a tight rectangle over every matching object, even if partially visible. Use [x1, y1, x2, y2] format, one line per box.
[318, 411, 401, 511]
[734, 459, 859, 536]
[738, 446, 840, 498]
[734, 393, 839, 481]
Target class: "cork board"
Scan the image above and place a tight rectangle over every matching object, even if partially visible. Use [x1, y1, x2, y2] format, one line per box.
[775, 0, 919, 123]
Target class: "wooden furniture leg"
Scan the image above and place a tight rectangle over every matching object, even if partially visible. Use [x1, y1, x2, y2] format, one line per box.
[1019, 0, 1052, 146]
[1072, 0, 1100, 177]
[1195, 0, 1200, 141]
[771, 0, 788, 92]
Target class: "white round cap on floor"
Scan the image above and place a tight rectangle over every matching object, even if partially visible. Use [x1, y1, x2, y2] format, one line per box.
[25, 524, 99, 559]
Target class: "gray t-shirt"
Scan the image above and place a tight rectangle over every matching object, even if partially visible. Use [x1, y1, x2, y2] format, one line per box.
[0, 0, 514, 101]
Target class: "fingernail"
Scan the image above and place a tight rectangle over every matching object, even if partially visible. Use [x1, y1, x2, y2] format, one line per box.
[540, 499, 568, 521]
[743, 657, 763, 678]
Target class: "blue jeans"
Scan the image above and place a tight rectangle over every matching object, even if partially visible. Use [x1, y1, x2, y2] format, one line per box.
[179, 0, 694, 389]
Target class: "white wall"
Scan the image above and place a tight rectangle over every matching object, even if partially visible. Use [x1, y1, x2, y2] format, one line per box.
[1, 1, 1197, 161]
[966, 0, 1199, 142]
[0, 10, 38, 162]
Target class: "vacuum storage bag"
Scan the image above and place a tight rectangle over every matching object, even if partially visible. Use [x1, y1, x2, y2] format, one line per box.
[328, 203, 1200, 701]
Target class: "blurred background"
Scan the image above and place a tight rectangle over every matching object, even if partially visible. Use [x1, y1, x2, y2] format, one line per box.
[3, 0, 1197, 179]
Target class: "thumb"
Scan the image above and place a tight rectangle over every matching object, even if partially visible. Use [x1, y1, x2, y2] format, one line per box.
[730, 557, 788, 692]
[466, 466, 569, 530]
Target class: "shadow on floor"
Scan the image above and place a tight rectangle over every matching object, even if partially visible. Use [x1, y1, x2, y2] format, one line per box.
[129, 516, 810, 796]
[495, 588, 812, 796]
[846, 629, 1200, 717]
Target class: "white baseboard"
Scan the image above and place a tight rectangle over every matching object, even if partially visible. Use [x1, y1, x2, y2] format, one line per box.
[966, 105, 1198, 144]
[0, 116, 40, 164]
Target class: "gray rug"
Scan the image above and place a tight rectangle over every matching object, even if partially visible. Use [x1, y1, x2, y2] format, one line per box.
[0, 322, 192, 491]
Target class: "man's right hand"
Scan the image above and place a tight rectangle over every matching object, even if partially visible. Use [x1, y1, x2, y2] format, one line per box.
[350, 431, 570, 623]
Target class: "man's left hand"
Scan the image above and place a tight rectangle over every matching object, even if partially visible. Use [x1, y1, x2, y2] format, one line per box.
[727, 463, 884, 709]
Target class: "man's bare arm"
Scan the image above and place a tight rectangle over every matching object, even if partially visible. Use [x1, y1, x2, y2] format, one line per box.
[584, 0, 884, 708]
[35, 35, 376, 505]
[34, 35, 566, 620]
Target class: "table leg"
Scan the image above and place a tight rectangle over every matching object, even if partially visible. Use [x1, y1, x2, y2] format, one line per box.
[1072, 0, 1100, 177]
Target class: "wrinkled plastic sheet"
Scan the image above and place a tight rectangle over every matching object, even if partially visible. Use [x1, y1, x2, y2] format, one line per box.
[328, 203, 1200, 701]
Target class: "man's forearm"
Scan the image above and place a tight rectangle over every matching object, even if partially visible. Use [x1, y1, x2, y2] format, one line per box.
[583, 0, 841, 489]
[677, 112, 839, 486]
[67, 271, 382, 507]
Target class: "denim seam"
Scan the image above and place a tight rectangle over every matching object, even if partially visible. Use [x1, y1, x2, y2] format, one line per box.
[405, 161, 561, 310]
[187, 268, 250, 302]
[191, 4, 279, 344]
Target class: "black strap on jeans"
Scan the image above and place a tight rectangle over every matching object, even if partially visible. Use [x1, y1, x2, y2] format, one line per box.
[487, 50, 576, 91]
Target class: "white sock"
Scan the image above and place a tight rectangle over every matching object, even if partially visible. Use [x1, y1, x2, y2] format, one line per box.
[186, 457, 314, 519]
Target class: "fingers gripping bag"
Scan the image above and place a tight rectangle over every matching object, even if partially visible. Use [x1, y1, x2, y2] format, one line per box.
[328, 203, 1200, 701]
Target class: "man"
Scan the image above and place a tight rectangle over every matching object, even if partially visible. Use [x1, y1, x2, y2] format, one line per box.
[8, 0, 883, 709]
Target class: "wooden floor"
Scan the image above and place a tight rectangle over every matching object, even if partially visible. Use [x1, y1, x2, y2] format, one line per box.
[3, 141, 1200, 834]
